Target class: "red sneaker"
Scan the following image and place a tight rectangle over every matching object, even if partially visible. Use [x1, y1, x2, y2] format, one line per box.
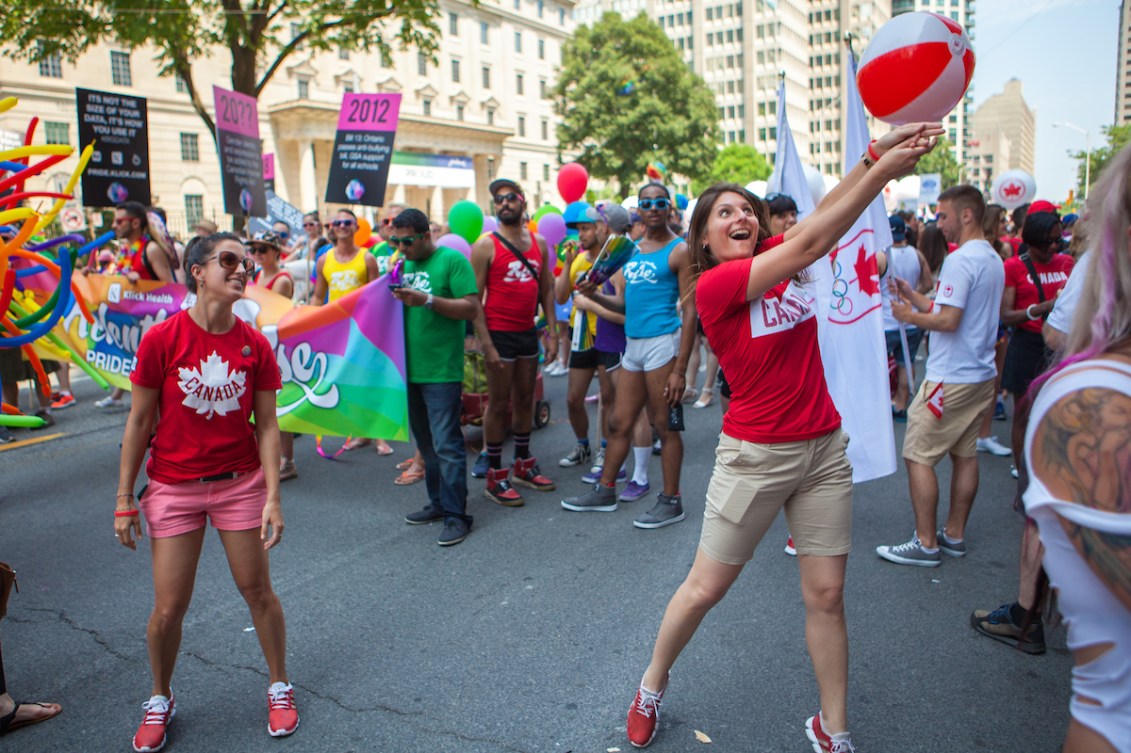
[50, 391, 76, 410]
[267, 682, 299, 737]
[132, 694, 175, 753]
[805, 711, 856, 753]
[626, 682, 664, 748]
[511, 456, 556, 491]
[485, 467, 524, 507]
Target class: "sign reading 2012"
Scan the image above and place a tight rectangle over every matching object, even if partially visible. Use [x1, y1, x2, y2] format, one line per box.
[325, 93, 402, 208]
[344, 97, 393, 127]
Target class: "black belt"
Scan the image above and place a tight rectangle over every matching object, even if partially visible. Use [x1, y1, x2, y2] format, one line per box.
[198, 471, 243, 483]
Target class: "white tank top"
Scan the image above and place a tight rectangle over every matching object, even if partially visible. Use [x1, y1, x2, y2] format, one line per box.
[1024, 358, 1131, 739]
[881, 244, 923, 331]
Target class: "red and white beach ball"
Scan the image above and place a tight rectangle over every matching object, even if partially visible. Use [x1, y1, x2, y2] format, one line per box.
[991, 170, 1037, 210]
[857, 12, 975, 125]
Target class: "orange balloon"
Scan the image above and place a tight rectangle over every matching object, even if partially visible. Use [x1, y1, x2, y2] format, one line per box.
[527, 220, 538, 233]
[354, 217, 373, 246]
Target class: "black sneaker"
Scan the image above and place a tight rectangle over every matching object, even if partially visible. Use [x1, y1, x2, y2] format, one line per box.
[437, 519, 469, 547]
[560, 483, 618, 512]
[405, 507, 444, 525]
[31, 409, 55, 430]
[0, 426, 14, 444]
[633, 493, 685, 529]
[970, 603, 1046, 654]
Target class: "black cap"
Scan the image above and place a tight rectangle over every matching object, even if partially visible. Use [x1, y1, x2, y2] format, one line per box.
[489, 178, 524, 197]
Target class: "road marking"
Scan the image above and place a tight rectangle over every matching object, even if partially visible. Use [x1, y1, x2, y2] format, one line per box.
[0, 432, 66, 451]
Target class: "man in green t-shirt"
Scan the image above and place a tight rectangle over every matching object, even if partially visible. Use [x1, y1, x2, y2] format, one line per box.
[391, 208, 482, 547]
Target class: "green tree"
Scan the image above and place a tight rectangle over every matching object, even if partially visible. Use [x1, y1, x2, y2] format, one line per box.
[0, 0, 443, 141]
[553, 12, 720, 195]
[914, 136, 962, 189]
[1071, 124, 1130, 198]
[691, 144, 771, 196]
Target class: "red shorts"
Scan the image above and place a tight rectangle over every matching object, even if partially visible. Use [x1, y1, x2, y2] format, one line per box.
[140, 468, 266, 538]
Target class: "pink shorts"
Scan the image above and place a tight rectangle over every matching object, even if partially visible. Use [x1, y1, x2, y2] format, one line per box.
[140, 468, 266, 538]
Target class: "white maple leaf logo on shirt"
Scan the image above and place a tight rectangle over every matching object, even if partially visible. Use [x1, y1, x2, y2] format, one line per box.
[177, 351, 247, 419]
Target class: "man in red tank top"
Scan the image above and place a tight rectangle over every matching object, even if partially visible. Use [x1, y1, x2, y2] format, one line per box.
[470, 178, 558, 506]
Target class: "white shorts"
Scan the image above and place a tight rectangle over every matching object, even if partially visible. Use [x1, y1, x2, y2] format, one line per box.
[622, 330, 680, 372]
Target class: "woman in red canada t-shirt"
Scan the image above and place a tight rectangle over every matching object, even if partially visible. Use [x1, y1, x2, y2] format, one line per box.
[624, 123, 943, 752]
[113, 233, 299, 750]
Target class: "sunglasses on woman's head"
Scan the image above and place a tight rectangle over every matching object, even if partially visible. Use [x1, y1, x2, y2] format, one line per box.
[638, 197, 671, 211]
[388, 233, 423, 246]
[331, 219, 356, 228]
[209, 250, 255, 275]
[303, 221, 319, 228]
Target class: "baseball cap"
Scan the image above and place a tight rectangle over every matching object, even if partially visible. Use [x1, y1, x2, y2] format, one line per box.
[1027, 200, 1060, 216]
[563, 201, 594, 227]
[1061, 212, 1079, 228]
[888, 215, 907, 242]
[248, 231, 284, 253]
[489, 178, 523, 197]
[601, 204, 632, 234]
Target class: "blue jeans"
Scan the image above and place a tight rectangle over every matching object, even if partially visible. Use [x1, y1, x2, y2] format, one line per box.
[407, 381, 470, 526]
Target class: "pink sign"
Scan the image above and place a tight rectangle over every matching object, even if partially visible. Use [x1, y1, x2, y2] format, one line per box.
[213, 86, 261, 139]
[263, 153, 275, 180]
[335, 93, 401, 132]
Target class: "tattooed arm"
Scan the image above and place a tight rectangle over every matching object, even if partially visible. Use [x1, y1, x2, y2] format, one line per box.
[1031, 383, 1131, 614]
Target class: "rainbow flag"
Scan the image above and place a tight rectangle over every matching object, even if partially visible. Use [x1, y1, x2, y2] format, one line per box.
[585, 235, 637, 287]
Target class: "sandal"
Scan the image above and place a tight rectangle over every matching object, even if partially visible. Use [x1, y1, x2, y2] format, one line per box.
[394, 467, 425, 485]
[396, 457, 416, 471]
[693, 390, 714, 409]
[0, 701, 62, 735]
[279, 459, 298, 482]
[343, 437, 372, 451]
[681, 387, 698, 404]
[375, 440, 395, 456]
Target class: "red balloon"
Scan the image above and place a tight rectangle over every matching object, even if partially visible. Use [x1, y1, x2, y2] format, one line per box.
[557, 162, 589, 203]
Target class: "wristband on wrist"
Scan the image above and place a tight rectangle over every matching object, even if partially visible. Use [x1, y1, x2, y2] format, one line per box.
[861, 151, 875, 169]
[867, 140, 882, 163]
[1026, 304, 1039, 321]
[114, 509, 140, 517]
[927, 302, 935, 314]
[116, 493, 134, 498]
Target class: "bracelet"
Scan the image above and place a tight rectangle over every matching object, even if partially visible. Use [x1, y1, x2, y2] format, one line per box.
[114, 509, 139, 517]
[867, 140, 881, 163]
[116, 493, 134, 498]
[861, 151, 875, 169]
[927, 302, 935, 314]
[1026, 304, 1039, 321]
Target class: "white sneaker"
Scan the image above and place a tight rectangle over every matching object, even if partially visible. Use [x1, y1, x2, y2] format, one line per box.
[95, 395, 122, 409]
[975, 436, 1011, 457]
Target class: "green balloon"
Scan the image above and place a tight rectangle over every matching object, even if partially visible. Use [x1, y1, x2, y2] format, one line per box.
[532, 204, 563, 222]
[448, 200, 485, 244]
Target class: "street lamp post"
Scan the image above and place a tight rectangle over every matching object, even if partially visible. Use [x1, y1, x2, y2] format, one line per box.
[1053, 121, 1091, 201]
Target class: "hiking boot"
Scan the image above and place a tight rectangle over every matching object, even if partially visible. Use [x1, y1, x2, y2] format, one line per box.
[633, 494, 685, 529]
[512, 456, 555, 492]
[405, 506, 444, 525]
[626, 681, 665, 748]
[582, 464, 627, 485]
[618, 481, 651, 503]
[970, 603, 1047, 654]
[438, 519, 470, 546]
[471, 450, 489, 479]
[485, 467, 524, 507]
[132, 694, 175, 753]
[976, 436, 1011, 456]
[805, 711, 856, 753]
[937, 528, 966, 557]
[559, 443, 592, 468]
[267, 682, 299, 737]
[876, 536, 941, 567]
[50, 391, 76, 410]
[561, 483, 618, 513]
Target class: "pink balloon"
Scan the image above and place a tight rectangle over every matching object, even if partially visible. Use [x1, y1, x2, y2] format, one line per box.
[537, 213, 567, 247]
[437, 233, 472, 258]
[482, 216, 498, 234]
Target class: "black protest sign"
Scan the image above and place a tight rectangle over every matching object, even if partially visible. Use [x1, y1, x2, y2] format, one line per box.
[324, 94, 402, 207]
[75, 88, 151, 207]
[213, 85, 267, 217]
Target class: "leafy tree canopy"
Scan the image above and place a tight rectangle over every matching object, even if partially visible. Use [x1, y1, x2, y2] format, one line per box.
[914, 136, 962, 190]
[691, 144, 771, 196]
[553, 12, 720, 195]
[0, 0, 444, 140]
[1072, 124, 1130, 200]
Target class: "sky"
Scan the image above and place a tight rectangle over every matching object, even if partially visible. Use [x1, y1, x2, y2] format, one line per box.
[972, 0, 1120, 201]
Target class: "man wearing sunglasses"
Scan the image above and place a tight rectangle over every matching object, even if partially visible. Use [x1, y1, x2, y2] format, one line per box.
[392, 208, 482, 546]
[468, 178, 558, 506]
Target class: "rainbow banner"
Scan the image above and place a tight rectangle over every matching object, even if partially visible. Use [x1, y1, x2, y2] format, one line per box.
[29, 273, 408, 440]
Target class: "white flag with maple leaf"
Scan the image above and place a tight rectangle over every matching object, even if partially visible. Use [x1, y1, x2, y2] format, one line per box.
[811, 45, 898, 483]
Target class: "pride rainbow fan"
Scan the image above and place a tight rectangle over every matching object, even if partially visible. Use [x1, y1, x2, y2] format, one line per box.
[585, 235, 637, 287]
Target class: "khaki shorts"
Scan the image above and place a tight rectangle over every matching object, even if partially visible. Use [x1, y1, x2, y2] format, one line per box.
[699, 429, 853, 564]
[903, 378, 996, 466]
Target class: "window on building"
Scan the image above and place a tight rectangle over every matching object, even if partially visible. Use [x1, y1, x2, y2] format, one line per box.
[297, 79, 310, 99]
[456, 104, 465, 121]
[515, 31, 523, 53]
[452, 58, 461, 83]
[541, 118, 549, 140]
[536, 0, 544, 17]
[559, 7, 565, 23]
[344, 83, 354, 94]
[520, 161, 528, 180]
[418, 53, 428, 75]
[339, 47, 349, 61]
[543, 164, 550, 181]
[174, 73, 188, 93]
[482, 66, 491, 89]
[538, 39, 545, 60]
[423, 99, 432, 117]
[38, 48, 63, 78]
[110, 50, 132, 86]
[516, 73, 524, 95]
[706, 7, 713, 19]
[539, 78, 547, 98]
[513, 0, 519, 9]
[480, 21, 489, 44]
[449, 12, 458, 35]
[517, 115, 526, 137]
[180, 132, 199, 161]
[185, 195, 204, 228]
[44, 122, 69, 145]
[487, 108, 496, 126]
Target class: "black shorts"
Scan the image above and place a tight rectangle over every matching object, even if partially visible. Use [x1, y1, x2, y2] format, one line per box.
[489, 328, 540, 362]
[569, 347, 620, 370]
[717, 367, 731, 399]
[1002, 328, 1052, 395]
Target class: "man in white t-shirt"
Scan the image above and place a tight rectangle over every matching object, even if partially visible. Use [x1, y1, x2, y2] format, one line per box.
[876, 185, 1006, 567]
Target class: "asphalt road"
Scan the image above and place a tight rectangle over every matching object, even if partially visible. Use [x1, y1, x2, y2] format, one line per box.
[1, 365, 1070, 753]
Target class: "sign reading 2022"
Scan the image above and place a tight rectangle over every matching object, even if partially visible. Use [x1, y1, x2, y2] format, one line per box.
[345, 97, 392, 126]
[217, 91, 256, 132]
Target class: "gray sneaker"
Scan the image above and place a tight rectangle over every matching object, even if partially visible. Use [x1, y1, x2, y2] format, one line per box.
[559, 443, 592, 468]
[633, 493, 685, 529]
[561, 483, 617, 512]
[876, 536, 941, 567]
[937, 528, 967, 557]
[590, 447, 605, 474]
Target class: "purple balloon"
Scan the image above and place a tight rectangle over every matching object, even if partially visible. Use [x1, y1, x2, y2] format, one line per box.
[481, 216, 498, 234]
[437, 233, 472, 258]
[537, 213, 567, 247]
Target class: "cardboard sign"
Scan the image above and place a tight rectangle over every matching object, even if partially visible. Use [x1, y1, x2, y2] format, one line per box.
[75, 88, 151, 207]
[213, 86, 267, 217]
[324, 93, 401, 207]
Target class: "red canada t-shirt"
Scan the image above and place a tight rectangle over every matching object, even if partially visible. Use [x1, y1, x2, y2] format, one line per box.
[1003, 253, 1075, 333]
[130, 311, 282, 484]
[696, 236, 841, 443]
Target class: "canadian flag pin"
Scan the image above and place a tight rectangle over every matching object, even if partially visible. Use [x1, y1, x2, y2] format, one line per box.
[241, 346, 251, 356]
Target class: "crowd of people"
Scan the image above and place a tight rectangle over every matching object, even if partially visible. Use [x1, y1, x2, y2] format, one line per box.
[2, 127, 1128, 753]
